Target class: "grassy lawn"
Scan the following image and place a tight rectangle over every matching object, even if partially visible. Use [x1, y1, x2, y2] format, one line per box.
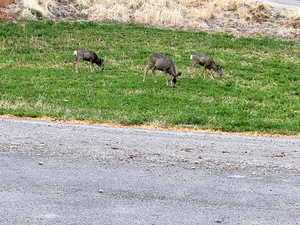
[0, 21, 299, 134]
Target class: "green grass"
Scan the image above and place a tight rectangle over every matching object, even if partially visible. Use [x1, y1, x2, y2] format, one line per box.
[0, 21, 299, 134]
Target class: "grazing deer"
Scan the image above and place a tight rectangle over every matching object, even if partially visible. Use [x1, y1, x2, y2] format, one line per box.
[144, 53, 182, 87]
[73, 50, 104, 72]
[190, 54, 223, 78]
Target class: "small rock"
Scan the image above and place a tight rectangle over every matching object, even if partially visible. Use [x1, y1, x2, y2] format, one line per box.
[38, 162, 44, 165]
[222, 151, 230, 154]
[98, 189, 104, 193]
[128, 154, 136, 159]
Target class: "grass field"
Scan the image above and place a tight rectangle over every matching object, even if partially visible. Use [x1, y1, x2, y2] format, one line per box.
[0, 21, 299, 134]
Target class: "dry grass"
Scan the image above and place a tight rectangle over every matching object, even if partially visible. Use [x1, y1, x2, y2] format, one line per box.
[86, 0, 246, 24]
[0, 0, 13, 7]
[84, 0, 278, 32]
[285, 16, 300, 29]
[5, 0, 300, 38]
[13, 0, 248, 24]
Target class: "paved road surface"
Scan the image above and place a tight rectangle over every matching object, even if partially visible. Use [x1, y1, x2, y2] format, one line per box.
[258, 0, 300, 6]
[1, 118, 300, 224]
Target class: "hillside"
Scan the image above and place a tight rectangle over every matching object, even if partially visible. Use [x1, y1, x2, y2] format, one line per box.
[1, 0, 300, 39]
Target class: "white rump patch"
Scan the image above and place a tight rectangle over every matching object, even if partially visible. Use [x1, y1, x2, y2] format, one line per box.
[73, 50, 77, 56]
[190, 55, 193, 60]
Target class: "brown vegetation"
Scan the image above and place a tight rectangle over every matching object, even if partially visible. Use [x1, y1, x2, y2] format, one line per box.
[0, 0, 13, 20]
[2, 0, 300, 39]
[0, 0, 13, 7]
[286, 16, 300, 29]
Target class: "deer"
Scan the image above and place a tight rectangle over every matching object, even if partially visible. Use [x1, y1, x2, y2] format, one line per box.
[73, 50, 104, 72]
[190, 53, 223, 78]
[144, 53, 182, 87]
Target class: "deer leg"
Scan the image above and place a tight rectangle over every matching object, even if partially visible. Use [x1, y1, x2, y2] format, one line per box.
[166, 75, 173, 86]
[151, 69, 157, 83]
[171, 77, 176, 88]
[74, 60, 80, 73]
[89, 60, 93, 72]
[73, 61, 77, 72]
[166, 76, 170, 86]
[143, 66, 150, 82]
[208, 70, 215, 79]
[191, 62, 197, 78]
[201, 67, 206, 78]
[73, 57, 77, 72]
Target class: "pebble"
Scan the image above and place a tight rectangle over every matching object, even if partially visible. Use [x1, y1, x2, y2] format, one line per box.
[98, 189, 104, 193]
[222, 151, 230, 154]
[38, 162, 44, 165]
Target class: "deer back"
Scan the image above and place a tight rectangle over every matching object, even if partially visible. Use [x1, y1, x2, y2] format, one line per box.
[75, 50, 98, 62]
[150, 53, 177, 76]
[191, 54, 214, 67]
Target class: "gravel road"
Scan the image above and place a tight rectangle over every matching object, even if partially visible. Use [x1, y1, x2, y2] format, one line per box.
[1, 118, 300, 224]
[1, 118, 299, 175]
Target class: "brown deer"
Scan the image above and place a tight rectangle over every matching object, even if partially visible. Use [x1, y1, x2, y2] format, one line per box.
[144, 53, 182, 87]
[190, 54, 223, 78]
[73, 50, 104, 72]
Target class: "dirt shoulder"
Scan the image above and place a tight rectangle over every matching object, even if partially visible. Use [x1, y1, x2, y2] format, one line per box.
[1, 117, 300, 175]
[1, 114, 299, 138]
